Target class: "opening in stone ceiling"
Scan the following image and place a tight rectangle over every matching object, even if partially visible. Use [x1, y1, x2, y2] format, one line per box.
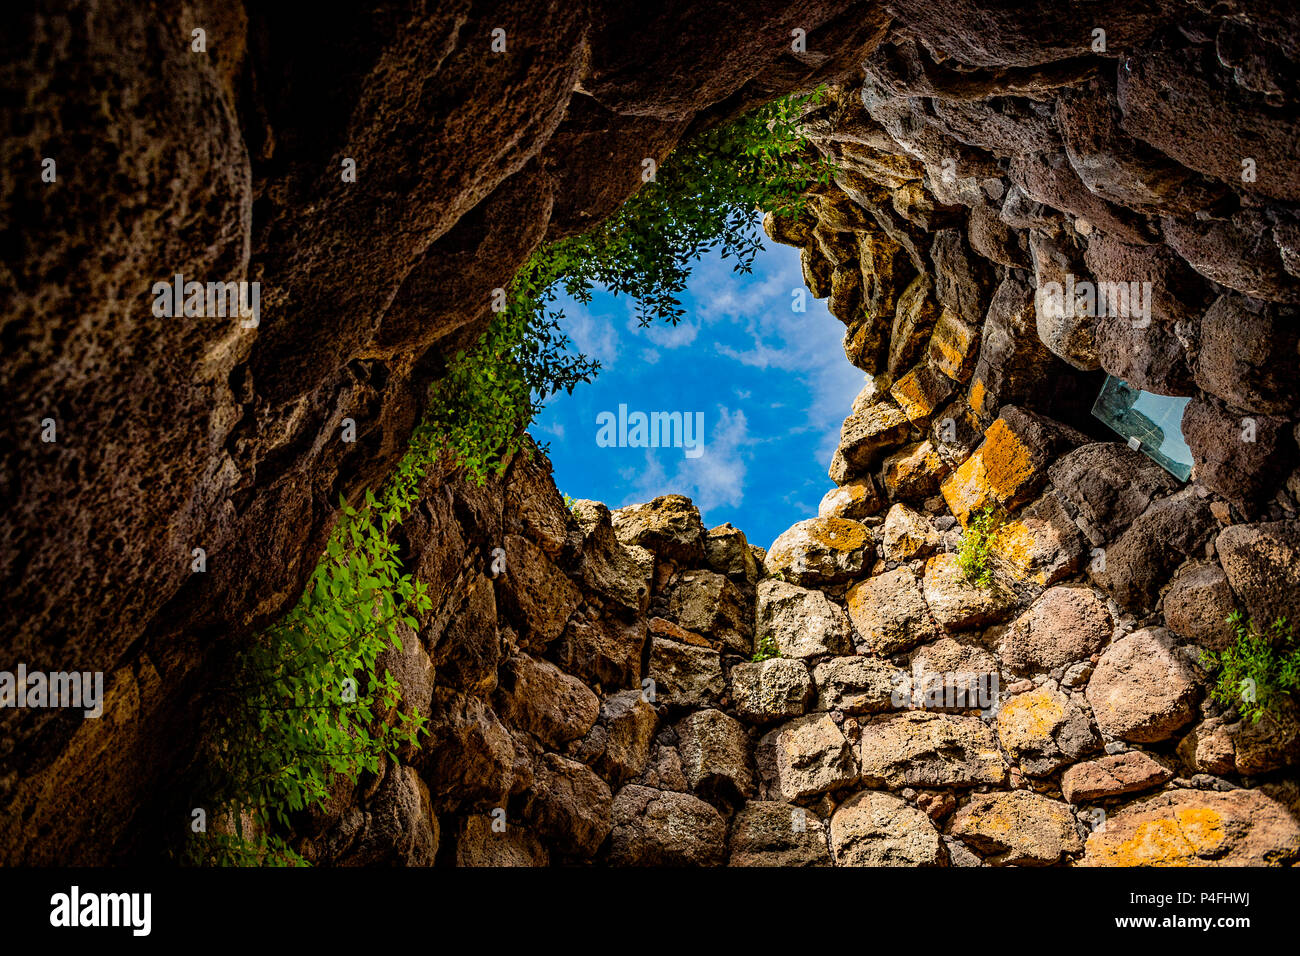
[532, 219, 866, 549]
[4, 0, 1299, 884]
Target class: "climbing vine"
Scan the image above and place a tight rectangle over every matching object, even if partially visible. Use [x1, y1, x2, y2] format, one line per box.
[192, 88, 832, 864]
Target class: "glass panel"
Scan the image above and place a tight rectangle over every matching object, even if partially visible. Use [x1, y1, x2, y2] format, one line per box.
[1090, 376, 1193, 482]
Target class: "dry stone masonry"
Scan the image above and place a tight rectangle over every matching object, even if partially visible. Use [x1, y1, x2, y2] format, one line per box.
[3, 0, 1299, 866]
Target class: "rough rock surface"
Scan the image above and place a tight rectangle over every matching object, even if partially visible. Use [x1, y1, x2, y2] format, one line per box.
[997, 585, 1111, 675]
[727, 801, 833, 867]
[1060, 752, 1173, 804]
[6, 0, 1300, 868]
[763, 517, 874, 586]
[758, 714, 861, 801]
[1086, 629, 1200, 743]
[756, 579, 855, 658]
[730, 659, 815, 724]
[949, 790, 1083, 866]
[829, 791, 944, 866]
[858, 713, 1006, 789]
[608, 786, 727, 867]
[995, 687, 1100, 776]
[1081, 790, 1300, 867]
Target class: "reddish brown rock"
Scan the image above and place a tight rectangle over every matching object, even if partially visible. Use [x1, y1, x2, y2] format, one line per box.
[1081, 789, 1300, 867]
[1086, 628, 1200, 743]
[1060, 752, 1173, 804]
[998, 585, 1111, 675]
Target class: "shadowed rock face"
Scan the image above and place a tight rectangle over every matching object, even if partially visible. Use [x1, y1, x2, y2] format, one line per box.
[2, 0, 1299, 865]
[0, 0, 879, 863]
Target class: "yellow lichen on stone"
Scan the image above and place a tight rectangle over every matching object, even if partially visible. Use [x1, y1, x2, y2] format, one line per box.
[1098, 808, 1227, 867]
[941, 415, 1044, 527]
[808, 518, 869, 551]
[940, 449, 991, 526]
[889, 367, 934, 421]
[979, 418, 1036, 499]
[929, 308, 977, 382]
[997, 689, 1065, 743]
[967, 378, 988, 418]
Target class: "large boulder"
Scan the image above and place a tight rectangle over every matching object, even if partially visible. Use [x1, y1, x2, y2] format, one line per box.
[986, 490, 1087, 587]
[1091, 490, 1215, 612]
[967, 277, 1057, 421]
[552, 614, 647, 691]
[1060, 752, 1173, 804]
[857, 712, 1006, 788]
[1081, 789, 1300, 867]
[607, 786, 727, 866]
[452, 815, 548, 867]
[339, 764, 439, 867]
[568, 499, 653, 616]
[591, 690, 658, 787]
[1161, 562, 1237, 651]
[494, 653, 599, 749]
[940, 406, 1085, 525]
[675, 709, 755, 803]
[829, 791, 944, 866]
[756, 579, 855, 658]
[420, 689, 516, 807]
[845, 568, 941, 654]
[667, 569, 752, 655]
[727, 801, 832, 867]
[1086, 628, 1200, 743]
[835, 400, 911, 474]
[1177, 703, 1300, 777]
[1194, 295, 1300, 414]
[764, 518, 874, 586]
[1048, 442, 1178, 545]
[1029, 231, 1100, 370]
[949, 790, 1083, 866]
[818, 477, 885, 520]
[757, 713, 861, 802]
[610, 495, 706, 564]
[520, 754, 612, 860]
[729, 658, 815, 724]
[704, 523, 761, 587]
[880, 439, 950, 501]
[1182, 398, 1294, 504]
[813, 656, 905, 715]
[995, 687, 1100, 776]
[997, 585, 1111, 675]
[496, 534, 583, 650]
[646, 637, 724, 708]
[1214, 520, 1300, 628]
[881, 503, 942, 562]
[921, 554, 1017, 631]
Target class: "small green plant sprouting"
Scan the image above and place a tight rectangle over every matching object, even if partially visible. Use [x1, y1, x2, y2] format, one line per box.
[562, 493, 581, 514]
[957, 507, 1000, 588]
[752, 634, 779, 663]
[1201, 612, 1299, 725]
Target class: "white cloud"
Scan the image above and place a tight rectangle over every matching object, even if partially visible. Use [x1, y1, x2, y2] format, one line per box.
[696, 244, 868, 472]
[628, 310, 700, 349]
[534, 419, 566, 441]
[563, 307, 621, 366]
[621, 406, 750, 513]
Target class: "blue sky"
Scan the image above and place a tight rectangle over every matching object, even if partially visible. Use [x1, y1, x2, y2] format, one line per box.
[529, 232, 867, 551]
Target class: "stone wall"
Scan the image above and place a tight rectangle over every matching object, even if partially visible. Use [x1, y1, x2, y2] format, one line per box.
[308, 0, 1300, 866]
[3, 0, 1300, 865]
[0, 0, 878, 864]
[308, 424, 1297, 865]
